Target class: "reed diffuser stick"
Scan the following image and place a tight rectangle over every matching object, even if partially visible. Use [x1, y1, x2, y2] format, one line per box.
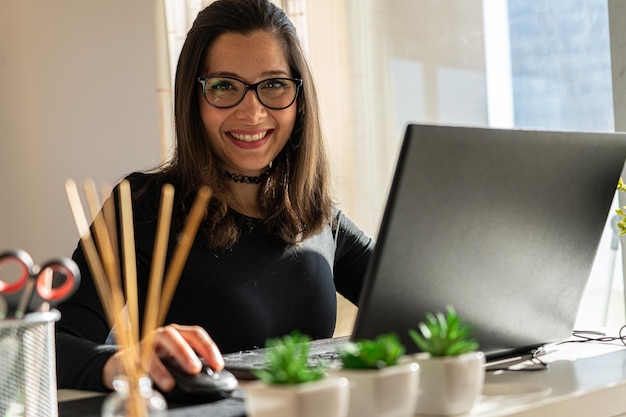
[84, 180, 137, 369]
[119, 181, 140, 347]
[100, 183, 120, 277]
[65, 179, 116, 325]
[83, 178, 124, 315]
[158, 186, 212, 326]
[141, 184, 174, 371]
[116, 180, 146, 417]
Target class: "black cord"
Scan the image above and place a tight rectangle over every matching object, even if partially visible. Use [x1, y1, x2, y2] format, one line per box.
[487, 326, 626, 373]
[563, 325, 626, 347]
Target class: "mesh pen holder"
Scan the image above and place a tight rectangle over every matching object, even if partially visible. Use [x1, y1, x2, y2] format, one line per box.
[0, 310, 60, 417]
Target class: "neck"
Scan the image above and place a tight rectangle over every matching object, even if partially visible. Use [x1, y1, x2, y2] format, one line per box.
[228, 187, 262, 219]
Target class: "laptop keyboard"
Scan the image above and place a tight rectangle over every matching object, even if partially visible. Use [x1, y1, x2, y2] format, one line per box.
[223, 336, 348, 380]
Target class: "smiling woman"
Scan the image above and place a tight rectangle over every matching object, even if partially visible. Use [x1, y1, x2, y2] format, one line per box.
[54, 0, 374, 395]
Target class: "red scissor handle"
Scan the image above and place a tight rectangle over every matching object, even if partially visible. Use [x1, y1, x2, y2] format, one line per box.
[0, 249, 35, 294]
[35, 258, 81, 303]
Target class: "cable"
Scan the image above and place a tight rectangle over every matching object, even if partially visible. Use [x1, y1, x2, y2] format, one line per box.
[486, 326, 626, 373]
[563, 326, 626, 347]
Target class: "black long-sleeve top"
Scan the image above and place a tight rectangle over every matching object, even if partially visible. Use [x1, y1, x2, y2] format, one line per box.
[55, 173, 374, 391]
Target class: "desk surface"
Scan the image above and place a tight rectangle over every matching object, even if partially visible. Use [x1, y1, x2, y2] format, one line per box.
[467, 339, 626, 417]
[57, 389, 247, 417]
[58, 337, 626, 417]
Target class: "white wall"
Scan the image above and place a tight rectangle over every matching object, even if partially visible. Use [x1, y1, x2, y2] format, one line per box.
[0, 1, 161, 260]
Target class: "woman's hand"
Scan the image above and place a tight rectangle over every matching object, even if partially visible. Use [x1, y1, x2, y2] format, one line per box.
[102, 324, 224, 391]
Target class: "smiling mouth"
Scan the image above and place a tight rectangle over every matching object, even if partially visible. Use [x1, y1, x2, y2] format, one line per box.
[229, 130, 271, 142]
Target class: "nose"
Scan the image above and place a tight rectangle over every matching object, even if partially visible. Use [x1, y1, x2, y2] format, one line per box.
[234, 89, 266, 120]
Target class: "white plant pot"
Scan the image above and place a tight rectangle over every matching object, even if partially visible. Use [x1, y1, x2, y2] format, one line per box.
[332, 361, 420, 417]
[245, 375, 350, 417]
[413, 351, 485, 416]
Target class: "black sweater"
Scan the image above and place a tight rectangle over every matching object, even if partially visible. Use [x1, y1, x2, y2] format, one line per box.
[55, 173, 374, 391]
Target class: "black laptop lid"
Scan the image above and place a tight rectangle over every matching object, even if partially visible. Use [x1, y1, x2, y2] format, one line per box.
[352, 124, 626, 360]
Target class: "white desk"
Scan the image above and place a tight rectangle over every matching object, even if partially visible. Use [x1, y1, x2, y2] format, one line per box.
[59, 337, 626, 417]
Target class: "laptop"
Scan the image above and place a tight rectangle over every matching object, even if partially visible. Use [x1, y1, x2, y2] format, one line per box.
[224, 123, 626, 378]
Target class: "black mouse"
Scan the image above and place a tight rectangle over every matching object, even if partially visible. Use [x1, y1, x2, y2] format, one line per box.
[160, 356, 239, 403]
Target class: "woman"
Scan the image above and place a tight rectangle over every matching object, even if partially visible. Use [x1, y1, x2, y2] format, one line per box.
[56, 0, 373, 393]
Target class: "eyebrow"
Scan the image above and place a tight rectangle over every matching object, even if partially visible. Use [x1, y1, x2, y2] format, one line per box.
[206, 70, 291, 80]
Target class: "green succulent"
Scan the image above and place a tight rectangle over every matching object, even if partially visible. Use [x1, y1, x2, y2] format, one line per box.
[252, 331, 327, 385]
[339, 333, 405, 369]
[408, 305, 479, 357]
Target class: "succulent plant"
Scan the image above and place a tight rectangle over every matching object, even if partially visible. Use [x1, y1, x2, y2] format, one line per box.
[338, 333, 405, 369]
[252, 331, 327, 385]
[408, 305, 479, 357]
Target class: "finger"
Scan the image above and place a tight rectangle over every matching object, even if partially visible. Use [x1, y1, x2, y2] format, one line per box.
[171, 324, 225, 371]
[152, 325, 203, 374]
[147, 325, 203, 391]
[149, 356, 176, 392]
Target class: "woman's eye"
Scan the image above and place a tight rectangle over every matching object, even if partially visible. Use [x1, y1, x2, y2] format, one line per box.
[268, 80, 286, 88]
[210, 81, 236, 91]
[264, 79, 287, 89]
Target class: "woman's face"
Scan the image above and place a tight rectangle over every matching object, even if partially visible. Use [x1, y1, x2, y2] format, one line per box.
[199, 30, 297, 176]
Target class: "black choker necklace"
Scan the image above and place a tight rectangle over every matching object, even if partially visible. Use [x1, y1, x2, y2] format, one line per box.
[224, 168, 271, 184]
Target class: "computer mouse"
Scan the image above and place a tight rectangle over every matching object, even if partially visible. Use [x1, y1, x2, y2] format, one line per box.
[160, 356, 239, 403]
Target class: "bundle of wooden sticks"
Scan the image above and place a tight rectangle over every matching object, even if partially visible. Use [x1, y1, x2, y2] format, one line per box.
[65, 178, 212, 416]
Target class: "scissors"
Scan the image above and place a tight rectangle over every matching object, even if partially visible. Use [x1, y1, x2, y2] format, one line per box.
[0, 248, 81, 318]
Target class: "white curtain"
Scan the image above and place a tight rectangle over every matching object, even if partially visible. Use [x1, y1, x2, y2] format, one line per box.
[155, 0, 205, 159]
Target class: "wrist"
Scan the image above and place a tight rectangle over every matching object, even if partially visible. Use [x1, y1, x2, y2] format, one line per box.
[102, 351, 122, 391]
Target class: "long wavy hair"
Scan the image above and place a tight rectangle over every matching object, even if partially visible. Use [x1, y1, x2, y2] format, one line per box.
[156, 0, 332, 248]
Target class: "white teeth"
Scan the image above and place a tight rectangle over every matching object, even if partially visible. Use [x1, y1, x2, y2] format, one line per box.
[230, 131, 268, 142]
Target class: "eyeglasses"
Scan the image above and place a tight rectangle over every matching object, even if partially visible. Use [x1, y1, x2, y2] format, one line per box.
[198, 76, 303, 110]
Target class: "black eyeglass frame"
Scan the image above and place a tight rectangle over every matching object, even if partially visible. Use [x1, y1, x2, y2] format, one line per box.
[197, 76, 303, 110]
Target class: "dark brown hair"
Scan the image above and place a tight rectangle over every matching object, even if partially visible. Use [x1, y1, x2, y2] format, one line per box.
[158, 0, 332, 248]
